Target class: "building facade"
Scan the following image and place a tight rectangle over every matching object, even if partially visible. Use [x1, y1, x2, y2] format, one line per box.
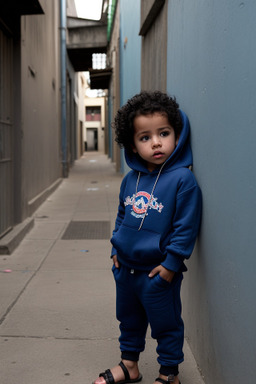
[0, 0, 79, 253]
[84, 95, 106, 153]
[107, 1, 256, 383]
[165, 2, 256, 383]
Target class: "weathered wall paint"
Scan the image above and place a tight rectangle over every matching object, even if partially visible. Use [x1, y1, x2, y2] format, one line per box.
[21, 0, 61, 215]
[167, 1, 256, 383]
[119, 0, 141, 174]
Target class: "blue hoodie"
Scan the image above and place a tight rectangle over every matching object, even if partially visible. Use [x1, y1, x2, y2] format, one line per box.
[111, 110, 202, 273]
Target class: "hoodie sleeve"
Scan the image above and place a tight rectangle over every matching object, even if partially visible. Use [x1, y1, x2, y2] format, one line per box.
[161, 174, 202, 272]
[110, 175, 128, 257]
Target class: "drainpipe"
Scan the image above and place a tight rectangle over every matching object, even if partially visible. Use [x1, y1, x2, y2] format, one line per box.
[60, 0, 68, 177]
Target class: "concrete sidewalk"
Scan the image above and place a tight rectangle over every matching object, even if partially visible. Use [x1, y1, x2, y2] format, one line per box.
[0, 152, 205, 384]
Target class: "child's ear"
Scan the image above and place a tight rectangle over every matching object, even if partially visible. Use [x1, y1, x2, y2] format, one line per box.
[132, 145, 137, 153]
[175, 135, 180, 146]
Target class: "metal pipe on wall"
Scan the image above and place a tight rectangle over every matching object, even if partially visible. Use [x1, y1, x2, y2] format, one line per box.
[60, 0, 68, 177]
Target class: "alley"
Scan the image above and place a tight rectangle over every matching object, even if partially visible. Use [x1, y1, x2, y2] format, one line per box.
[0, 152, 204, 384]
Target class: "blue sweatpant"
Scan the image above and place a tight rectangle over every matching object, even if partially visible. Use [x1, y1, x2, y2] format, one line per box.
[112, 264, 184, 373]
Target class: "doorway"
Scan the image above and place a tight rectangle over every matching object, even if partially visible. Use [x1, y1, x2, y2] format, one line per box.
[86, 128, 98, 151]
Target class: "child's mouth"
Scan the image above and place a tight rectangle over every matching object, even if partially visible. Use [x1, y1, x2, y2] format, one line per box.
[153, 152, 164, 159]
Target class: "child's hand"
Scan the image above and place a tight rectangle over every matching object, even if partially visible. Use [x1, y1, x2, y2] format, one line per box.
[112, 254, 120, 268]
[148, 265, 175, 283]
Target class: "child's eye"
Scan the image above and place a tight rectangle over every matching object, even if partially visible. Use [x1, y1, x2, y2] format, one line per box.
[160, 131, 170, 137]
[140, 135, 149, 142]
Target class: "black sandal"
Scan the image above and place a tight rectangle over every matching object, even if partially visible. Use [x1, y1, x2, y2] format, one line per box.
[155, 378, 181, 384]
[93, 361, 143, 384]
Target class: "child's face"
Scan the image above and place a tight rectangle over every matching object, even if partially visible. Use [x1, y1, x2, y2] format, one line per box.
[132, 113, 178, 172]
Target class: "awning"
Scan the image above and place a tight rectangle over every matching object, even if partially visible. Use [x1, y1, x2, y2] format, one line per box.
[89, 68, 112, 90]
[67, 47, 107, 72]
[0, 0, 44, 16]
[0, 0, 44, 35]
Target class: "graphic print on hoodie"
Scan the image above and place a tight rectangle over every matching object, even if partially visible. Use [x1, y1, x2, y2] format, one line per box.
[111, 110, 202, 273]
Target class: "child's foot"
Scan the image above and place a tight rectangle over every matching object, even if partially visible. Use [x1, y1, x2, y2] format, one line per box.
[92, 360, 141, 384]
[153, 374, 180, 384]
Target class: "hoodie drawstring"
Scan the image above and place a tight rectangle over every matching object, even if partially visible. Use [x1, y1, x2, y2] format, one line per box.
[136, 161, 166, 231]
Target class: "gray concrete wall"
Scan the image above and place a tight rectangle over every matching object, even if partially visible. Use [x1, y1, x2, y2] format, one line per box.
[20, 0, 61, 218]
[166, 1, 256, 383]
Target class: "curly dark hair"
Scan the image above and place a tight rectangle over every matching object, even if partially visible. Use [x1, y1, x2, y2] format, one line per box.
[113, 90, 183, 152]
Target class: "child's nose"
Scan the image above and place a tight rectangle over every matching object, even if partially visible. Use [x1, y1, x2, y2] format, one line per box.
[152, 136, 161, 147]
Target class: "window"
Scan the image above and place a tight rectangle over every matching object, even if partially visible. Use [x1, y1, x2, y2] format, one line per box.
[86, 106, 101, 121]
[92, 53, 106, 69]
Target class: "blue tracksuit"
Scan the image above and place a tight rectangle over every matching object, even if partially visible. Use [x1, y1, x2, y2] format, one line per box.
[111, 110, 202, 372]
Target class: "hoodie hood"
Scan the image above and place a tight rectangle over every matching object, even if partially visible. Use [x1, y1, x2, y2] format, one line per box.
[125, 110, 193, 174]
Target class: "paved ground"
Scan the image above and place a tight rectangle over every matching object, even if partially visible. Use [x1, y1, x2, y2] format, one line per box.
[0, 152, 205, 384]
